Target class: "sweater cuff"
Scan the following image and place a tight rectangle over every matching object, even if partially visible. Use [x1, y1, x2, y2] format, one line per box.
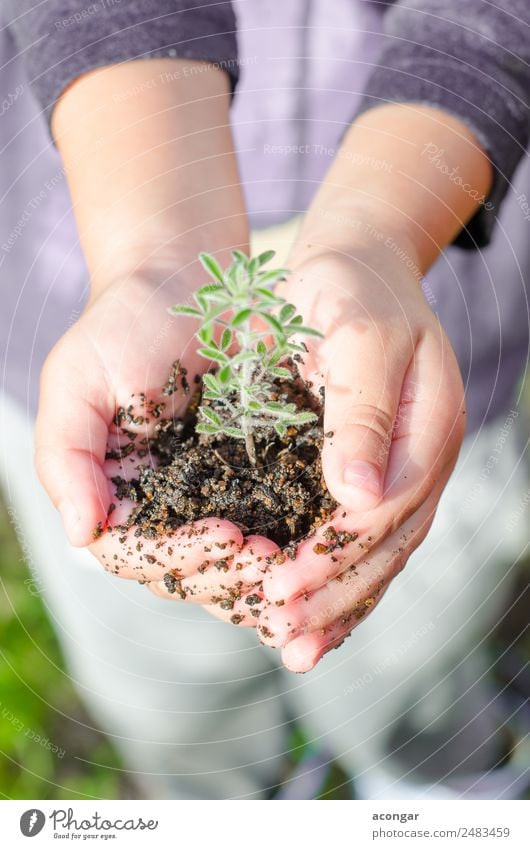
[12, 2, 239, 126]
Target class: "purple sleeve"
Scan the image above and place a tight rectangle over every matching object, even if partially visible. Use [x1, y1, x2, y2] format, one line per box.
[5, 1, 239, 122]
[359, 0, 530, 247]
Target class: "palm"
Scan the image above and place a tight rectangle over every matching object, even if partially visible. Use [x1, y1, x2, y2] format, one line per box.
[36, 275, 275, 611]
[246, 253, 467, 669]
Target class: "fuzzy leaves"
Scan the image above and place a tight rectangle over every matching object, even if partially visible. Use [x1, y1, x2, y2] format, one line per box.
[170, 250, 322, 451]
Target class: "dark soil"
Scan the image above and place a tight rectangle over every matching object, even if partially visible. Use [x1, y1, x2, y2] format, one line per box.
[113, 365, 337, 548]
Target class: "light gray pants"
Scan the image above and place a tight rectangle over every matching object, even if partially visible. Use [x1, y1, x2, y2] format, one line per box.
[1, 393, 528, 798]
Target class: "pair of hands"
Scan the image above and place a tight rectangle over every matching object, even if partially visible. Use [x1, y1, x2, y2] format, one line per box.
[35, 248, 466, 672]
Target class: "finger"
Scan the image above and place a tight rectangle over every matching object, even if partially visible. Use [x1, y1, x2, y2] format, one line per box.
[263, 456, 452, 605]
[147, 535, 276, 603]
[149, 590, 268, 628]
[262, 511, 367, 603]
[259, 549, 394, 649]
[382, 327, 466, 506]
[148, 574, 257, 604]
[200, 601, 261, 627]
[280, 579, 392, 672]
[35, 344, 113, 547]
[319, 320, 414, 513]
[181, 534, 279, 601]
[264, 338, 463, 604]
[91, 516, 244, 582]
[281, 619, 356, 673]
[268, 489, 439, 671]
[98, 280, 206, 439]
[106, 361, 195, 442]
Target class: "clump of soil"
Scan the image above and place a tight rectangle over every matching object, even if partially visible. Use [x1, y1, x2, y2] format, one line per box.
[115, 367, 337, 548]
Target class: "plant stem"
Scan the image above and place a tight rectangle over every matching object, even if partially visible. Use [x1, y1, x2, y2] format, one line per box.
[244, 429, 257, 467]
[240, 318, 257, 467]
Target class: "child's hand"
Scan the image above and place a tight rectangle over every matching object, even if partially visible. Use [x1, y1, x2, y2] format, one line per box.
[35, 270, 271, 606]
[260, 250, 466, 655]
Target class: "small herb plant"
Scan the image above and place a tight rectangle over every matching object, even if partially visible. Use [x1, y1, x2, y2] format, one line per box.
[171, 250, 323, 466]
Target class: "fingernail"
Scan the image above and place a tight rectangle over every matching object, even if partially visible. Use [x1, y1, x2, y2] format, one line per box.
[343, 461, 381, 496]
[58, 498, 81, 541]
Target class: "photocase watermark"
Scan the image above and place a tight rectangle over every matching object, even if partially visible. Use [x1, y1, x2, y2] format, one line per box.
[504, 487, 530, 533]
[421, 143, 494, 211]
[343, 621, 436, 695]
[50, 807, 158, 834]
[263, 143, 393, 174]
[54, 0, 123, 30]
[113, 56, 258, 103]
[374, 380, 425, 468]
[515, 193, 530, 223]
[6, 505, 45, 598]
[66, 307, 82, 329]
[297, 562, 390, 635]
[148, 314, 174, 355]
[314, 208, 435, 303]
[463, 409, 519, 508]
[0, 701, 65, 759]
[0, 84, 24, 117]
[1, 168, 66, 259]
[20, 809, 46, 837]
[20, 807, 159, 838]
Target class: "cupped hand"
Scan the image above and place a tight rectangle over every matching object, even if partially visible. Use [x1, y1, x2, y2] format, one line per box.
[210, 481, 440, 670]
[35, 269, 272, 605]
[258, 249, 466, 647]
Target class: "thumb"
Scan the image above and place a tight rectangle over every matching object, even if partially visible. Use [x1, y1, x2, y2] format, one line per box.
[320, 335, 409, 512]
[35, 343, 112, 547]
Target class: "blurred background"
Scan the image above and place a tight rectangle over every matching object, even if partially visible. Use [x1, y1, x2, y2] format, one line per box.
[0, 382, 528, 800]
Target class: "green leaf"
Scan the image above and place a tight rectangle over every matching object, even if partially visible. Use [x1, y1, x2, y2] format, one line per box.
[202, 303, 231, 326]
[250, 379, 273, 392]
[279, 304, 296, 322]
[198, 325, 213, 345]
[222, 426, 245, 439]
[274, 422, 287, 437]
[220, 328, 233, 350]
[256, 269, 288, 287]
[169, 304, 202, 317]
[285, 342, 307, 354]
[258, 312, 284, 336]
[200, 407, 222, 426]
[247, 256, 260, 278]
[203, 373, 220, 393]
[194, 293, 208, 312]
[199, 252, 225, 284]
[256, 340, 267, 356]
[270, 367, 292, 379]
[257, 249, 276, 267]
[247, 400, 263, 412]
[255, 287, 284, 304]
[218, 365, 232, 384]
[196, 423, 220, 435]
[230, 351, 259, 365]
[196, 283, 225, 300]
[290, 325, 324, 338]
[267, 350, 282, 366]
[288, 315, 303, 326]
[198, 347, 228, 364]
[231, 249, 249, 265]
[231, 308, 252, 327]
[286, 412, 317, 424]
[264, 401, 283, 412]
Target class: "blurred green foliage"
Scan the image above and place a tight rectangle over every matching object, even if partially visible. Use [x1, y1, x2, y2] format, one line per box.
[0, 501, 138, 800]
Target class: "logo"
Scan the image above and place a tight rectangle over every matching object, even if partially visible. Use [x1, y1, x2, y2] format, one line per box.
[20, 809, 46, 837]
